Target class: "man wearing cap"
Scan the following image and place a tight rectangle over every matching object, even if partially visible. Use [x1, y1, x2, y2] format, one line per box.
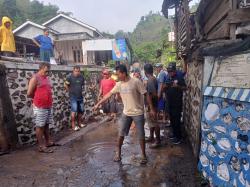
[165, 62, 187, 144]
[155, 63, 168, 124]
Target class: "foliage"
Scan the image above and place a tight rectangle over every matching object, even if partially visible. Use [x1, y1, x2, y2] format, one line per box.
[189, 2, 200, 13]
[0, 0, 59, 28]
[114, 11, 174, 65]
[107, 60, 116, 69]
[82, 68, 90, 80]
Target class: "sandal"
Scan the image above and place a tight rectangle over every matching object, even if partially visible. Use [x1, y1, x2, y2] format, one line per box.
[140, 156, 148, 165]
[80, 124, 87, 128]
[38, 146, 53, 153]
[113, 152, 121, 162]
[73, 126, 80, 131]
[46, 142, 61, 147]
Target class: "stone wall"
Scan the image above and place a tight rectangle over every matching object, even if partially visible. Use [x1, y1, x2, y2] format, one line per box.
[1, 62, 101, 145]
[183, 60, 204, 158]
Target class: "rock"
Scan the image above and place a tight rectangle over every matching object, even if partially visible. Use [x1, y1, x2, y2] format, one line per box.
[205, 103, 220, 121]
[230, 130, 238, 140]
[16, 114, 25, 121]
[7, 71, 18, 79]
[11, 90, 20, 97]
[20, 71, 25, 77]
[201, 140, 207, 152]
[200, 154, 209, 167]
[20, 95, 26, 101]
[20, 135, 30, 143]
[218, 138, 231, 151]
[10, 82, 19, 89]
[208, 144, 217, 157]
[223, 113, 233, 125]
[230, 156, 241, 172]
[217, 163, 230, 182]
[214, 126, 226, 134]
[237, 117, 250, 132]
[239, 172, 245, 186]
[16, 102, 25, 109]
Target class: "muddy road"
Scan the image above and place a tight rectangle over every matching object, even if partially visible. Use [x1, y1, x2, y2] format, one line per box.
[0, 121, 200, 187]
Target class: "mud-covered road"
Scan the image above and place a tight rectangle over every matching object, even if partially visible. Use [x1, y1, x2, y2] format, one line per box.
[0, 120, 201, 187]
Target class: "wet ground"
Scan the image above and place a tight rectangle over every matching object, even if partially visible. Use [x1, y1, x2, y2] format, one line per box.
[0, 119, 201, 187]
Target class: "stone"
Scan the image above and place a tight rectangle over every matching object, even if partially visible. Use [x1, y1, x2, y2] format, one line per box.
[16, 102, 25, 109]
[217, 138, 231, 151]
[214, 126, 226, 134]
[20, 135, 30, 143]
[200, 154, 209, 167]
[20, 95, 26, 101]
[20, 71, 25, 78]
[21, 83, 26, 88]
[21, 90, 27, 94]
[16, 114, 25, 121]
[27, 72, 32, 78]
[10, 82, 19, 89]
[237, 117, 250, 132]
[208, 144, 217, 157]
[7, 71, 18, 79]
[217, 163, 230, 182]
[205, 103, 220, 121]
[11, 90, 20, 97]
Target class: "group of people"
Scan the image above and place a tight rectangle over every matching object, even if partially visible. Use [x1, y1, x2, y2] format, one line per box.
[27, 61, 187, 162]
[0, 16, 54, 62]
[93, 62, 187, 164]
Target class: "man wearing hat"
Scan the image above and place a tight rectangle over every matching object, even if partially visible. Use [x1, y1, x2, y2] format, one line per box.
[165, 62, 187, 144]
[155, 63, 168, 124]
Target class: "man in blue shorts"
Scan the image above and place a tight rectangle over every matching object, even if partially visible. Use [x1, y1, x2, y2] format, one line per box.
[65, 66, 85, 131]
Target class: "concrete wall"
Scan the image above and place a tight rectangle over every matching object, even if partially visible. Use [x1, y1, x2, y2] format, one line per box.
[45, 17, 94, 37]
[0, 62, 101, 145]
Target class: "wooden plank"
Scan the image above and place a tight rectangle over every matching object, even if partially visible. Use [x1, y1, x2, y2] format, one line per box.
[227, 8, 250, 23]
[204, 0, 230, 35]
[229, 0, 238, 39]
[202, 0, 225, 25]
[207, 22, 230, 40]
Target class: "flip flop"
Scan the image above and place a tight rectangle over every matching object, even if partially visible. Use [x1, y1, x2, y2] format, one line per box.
[140, 157, 148, 165]
[113, 152, 121, 162]
[38, 146, 53, 153]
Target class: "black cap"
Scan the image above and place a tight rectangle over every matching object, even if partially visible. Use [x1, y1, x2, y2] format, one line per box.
[167, 62, 176, 72]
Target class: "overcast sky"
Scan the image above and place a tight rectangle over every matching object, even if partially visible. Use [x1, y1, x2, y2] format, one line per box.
[39, 0, 199, 34]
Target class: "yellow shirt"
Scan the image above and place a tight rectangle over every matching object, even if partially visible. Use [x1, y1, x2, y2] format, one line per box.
[0, 17, 16, 53]
[111, 78, 146, 116]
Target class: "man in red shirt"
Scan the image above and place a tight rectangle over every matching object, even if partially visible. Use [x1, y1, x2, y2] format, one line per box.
[27, 62, 55, 153]
[98, 69, 117, 119]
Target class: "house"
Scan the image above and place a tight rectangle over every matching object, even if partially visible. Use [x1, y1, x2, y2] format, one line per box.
[13, 14, 103, 64]
[162, 0, 250, 186]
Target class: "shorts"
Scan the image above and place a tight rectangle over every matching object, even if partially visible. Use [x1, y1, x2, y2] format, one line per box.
[119, 113, 145, 140]
[103, 95, 118, 114]
[157, 98, 165, 111]
[70, 98, 84, 113]
[33, 106, 53, 127]
[145, 112, 159, 128]
[40, 49, 53, 62]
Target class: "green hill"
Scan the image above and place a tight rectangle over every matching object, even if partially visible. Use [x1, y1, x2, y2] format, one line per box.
[115, 11, 175, 64]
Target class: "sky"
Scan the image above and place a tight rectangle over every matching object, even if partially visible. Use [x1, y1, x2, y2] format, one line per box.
[39, 0, 199, 34]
